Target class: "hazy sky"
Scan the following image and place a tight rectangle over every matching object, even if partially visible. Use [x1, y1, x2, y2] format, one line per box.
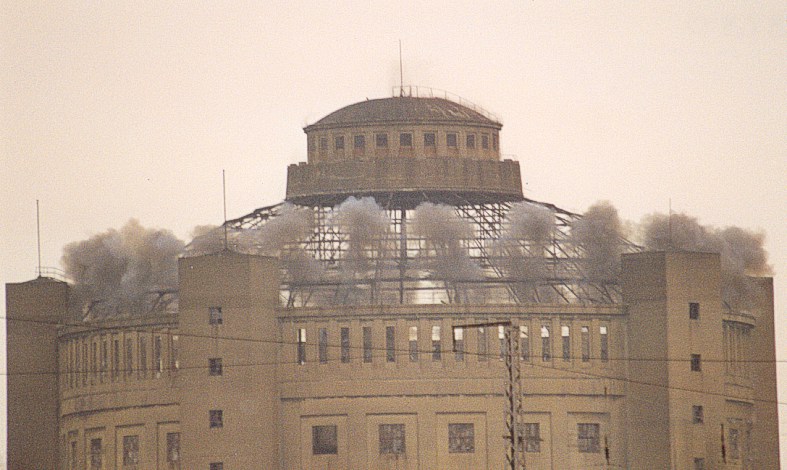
[2, 1, 785, 465]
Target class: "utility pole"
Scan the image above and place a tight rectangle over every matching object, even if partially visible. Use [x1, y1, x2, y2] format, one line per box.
[455, 321, 524, 470]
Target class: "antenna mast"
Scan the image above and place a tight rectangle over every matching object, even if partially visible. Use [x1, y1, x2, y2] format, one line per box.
[223, 170, 228, 250]
[36, 199, 42, 277]
[399, 40, 404, 97]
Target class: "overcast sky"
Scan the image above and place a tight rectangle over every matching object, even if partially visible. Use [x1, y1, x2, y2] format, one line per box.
[2, 1, 785, 465]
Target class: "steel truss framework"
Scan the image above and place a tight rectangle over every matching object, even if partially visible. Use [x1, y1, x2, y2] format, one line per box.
[208, 192, 641, 308]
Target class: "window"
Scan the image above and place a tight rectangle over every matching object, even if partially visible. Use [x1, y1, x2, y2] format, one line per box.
[424, 132, 436, 147]
[498, 325, 506, 360]
[431, 325, 441, 361]
[319, 137, 328, 151]
[376, 133, 388, 148]
[541, 326, 551, 361]
[354, 134, 365, 149]
[363, 326, 373, 363]
[477, 327, 488, 362]
[71, 439, 77, 469]
[520, 326, 530, 361]
[125, 338, 133, 378]
[453, 327, 464, 361]
[689, 302, 700, 320]
[409, 326, 418, 362]
[581, 326, 590, 362]
[400, 132, 412, 147]
[112, 339, 120, 381]
[448, 423, 475, 453]
[600, 326, 608, 362]
[91, 341, 98, 384]
[522, 423, 540, 453]
[312, 425, 338, 455]
[728, 428, 740, 460]
[171, 335, 179, 371]
[166, 432, 180, 469]
[492, 132, 499, 150]
[319, 328, 328, 364]
[446, 133, 457, 147]
[379, 424, 406, 455]
[693, 458, 705, 470]
[209, 358, 223, 376]
[122, 435, 140, 469]
[691, 354, 702, 372]
[297, 328, 307, 365]
[100, 339, 107, 382]
[481, 134, 489, 149]
[335, 135, 345, 150]
[154, 335, 163, 375]
[466, 134, 476, 149]
[209, 464, 223, 470]
[340, 327, 350, 363]
[577, 423, 600, 453]
[307, 135, 316, 151]
[692, 405, 704, 424]
[209, 410, 223, 429]
[561, 325, 571, 361]
[82, 342, 88, 385]
[385, 326, 395, 362]
[139, 336, 147, 378]
[90, 438, 102, 470]
[209, 307, 222, 325]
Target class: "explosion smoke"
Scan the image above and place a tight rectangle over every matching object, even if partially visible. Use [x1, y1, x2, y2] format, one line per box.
[641, 212, 771, 309]
[570, 201, 627, 282]
[253, 203, 314, 254]
[62, 219, 184, 317]
[333, 197, 389, 273]
[411, 203, 483, 283]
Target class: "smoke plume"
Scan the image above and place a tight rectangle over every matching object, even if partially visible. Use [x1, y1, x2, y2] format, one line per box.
[570, 201, 627, 282]
[62, 219, 184, 317]
[641, 212, 771, 309]
[253, 203, 314, 254]
[332, 197, 389, 273]
[412, 203, 483, 282]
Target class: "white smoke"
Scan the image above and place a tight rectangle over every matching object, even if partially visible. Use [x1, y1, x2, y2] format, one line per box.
[411, 203, 483, 282]
[332, 197, 389, 273]
[62, 219, 184, 317]
[570, 201, 627, 282]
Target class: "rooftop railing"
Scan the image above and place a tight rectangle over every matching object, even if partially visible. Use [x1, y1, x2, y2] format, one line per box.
[391, 85, 501, 123]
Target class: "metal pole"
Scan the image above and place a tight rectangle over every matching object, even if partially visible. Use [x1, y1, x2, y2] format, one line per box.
[36, 199, 42, 277]
[223, 170, 228, 250]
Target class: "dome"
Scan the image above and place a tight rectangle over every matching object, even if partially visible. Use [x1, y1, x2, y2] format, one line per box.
[304, 96, 501, 132]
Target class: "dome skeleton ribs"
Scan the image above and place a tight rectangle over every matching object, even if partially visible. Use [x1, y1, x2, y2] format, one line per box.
[194, 196, 641, 307]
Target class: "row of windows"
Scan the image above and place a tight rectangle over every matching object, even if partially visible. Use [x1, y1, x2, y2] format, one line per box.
[295, 323, 610, 365]
[65, 432, 180, 470]
[62, 330, 179, 390]
[309, 130, 499, 153]
[309, 422, 603, 456]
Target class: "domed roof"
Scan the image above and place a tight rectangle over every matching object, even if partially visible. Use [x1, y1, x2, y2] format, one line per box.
[304, 96, 501, 131]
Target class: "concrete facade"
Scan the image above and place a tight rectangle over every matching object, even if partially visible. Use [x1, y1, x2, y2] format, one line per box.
[5, 94, 780, 469]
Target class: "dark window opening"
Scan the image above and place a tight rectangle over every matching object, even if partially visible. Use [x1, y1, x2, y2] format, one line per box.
[335, 136, 345, 150]
[385, 326, 395, 362]
[478, 327, 488, 362]
[431, 326, 441, 361]
[354, 135, 365, 149]
[453, 327, 464, 362]
[492, 132, 499, 150]
[466, 134, 476, 149]
[692, 405, 704, 424]
[408, 326, 418, 362]
[481, 134, 489, 149]
[400, 133, 412, 147]
[379, 424, 406, 455]
[448, 423, 475, 453]
[446, 133, 457, 147]
[209, 307, 222, 325]
[689, 302, 700, 320]
[90, 438, 102, 470]
[312, 425, 338, 455]
[209, 463, 224, 470]
[522, 423, 541, 453]
[363, 326, 373, 363]
[376, 133, 388, 148]
[561, 325, 571, 361]
[600, 326, 609, 362]
[577, 423, 600, 453]
[319, 328, 328, 364]
[166, 432, 180, 468]
[541, 326, 551, 361]
[581, 326, 590, 362]
[424, 132, 436, 147]
[297, 328, 306, 365]
[691, 354, 702, 372]
[319, 137, 328, 151]
[209, 358, 222, 376]
[209, 410, 223, 429]
[122, 435, 139, 469]
[340, 327, 350, 363]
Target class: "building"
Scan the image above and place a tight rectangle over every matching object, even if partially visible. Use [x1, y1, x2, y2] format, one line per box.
[6, 89, 780, 469]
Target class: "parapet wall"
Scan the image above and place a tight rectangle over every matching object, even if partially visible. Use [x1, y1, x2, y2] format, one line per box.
[286, 158, 523, 205]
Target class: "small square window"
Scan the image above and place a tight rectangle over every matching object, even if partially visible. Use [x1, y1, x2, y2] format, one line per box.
[424, 132, 436, 147]
[376, 133, 388, 148]
[689, 302, 700, 320]
[446, 133, 457, 147]
[692, 405, 704, 424]
[312, 425, 338, 455]
[522, 423, 541, 453]
[209, 463, 224, 470]
[448, 423, 475, 453]
[335, 136, 345, 150]
[354, 135, 365, 149]
[379, 424, 406, 455]
[319, 137, 328, 151]
[466, 134, 476, 149]
[400, 133, 412, 147]
[209, 410, 223, 429]
[577, 423, 600, 453]
[209, 358, 222, 376]
[693, 458, 705, 470]
[209, 307, 222, 325]
[481, 134, 489, 149]
[122, 435, 139, 468]
[691, 354, 702, 372]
